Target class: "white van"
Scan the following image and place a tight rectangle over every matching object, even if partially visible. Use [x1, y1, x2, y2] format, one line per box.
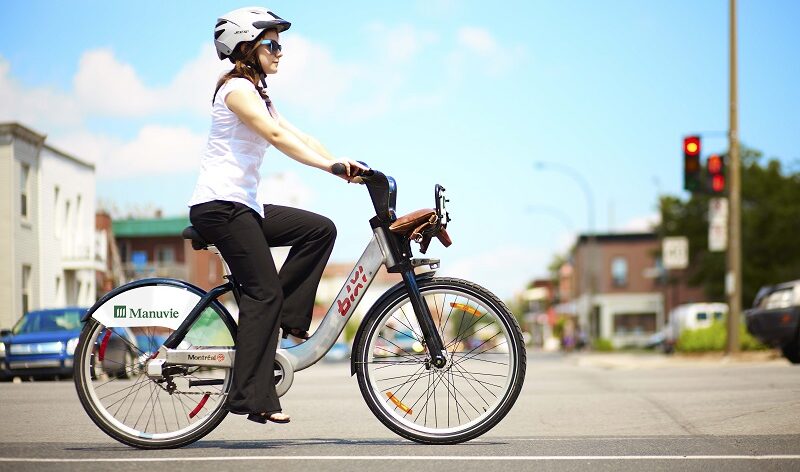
[661, 303, 728, 352]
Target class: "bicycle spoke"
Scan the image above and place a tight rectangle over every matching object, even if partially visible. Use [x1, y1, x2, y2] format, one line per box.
[381, 366, 427, 397]
[450, 363, 495, 407]
[448, 367, 504, 391]
[439, 294, 458, 341]
[383, 323, 422, 345]
[396, 306, 424, 343]
[451, 331, 502, 363]
[377, 334, 421, 361]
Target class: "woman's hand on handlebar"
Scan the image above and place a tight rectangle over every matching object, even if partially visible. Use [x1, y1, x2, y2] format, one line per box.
[330, 159, 369, 183]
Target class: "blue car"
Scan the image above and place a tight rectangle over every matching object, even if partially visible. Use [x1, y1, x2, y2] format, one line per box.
[0, 307, 140, 380]
[0, 307, 87, 380]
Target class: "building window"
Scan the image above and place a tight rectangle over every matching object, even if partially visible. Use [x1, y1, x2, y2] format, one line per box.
[611, 257, 628, 287]
[613, 312, 656, 335]
[75, 194, 82, 231]
[20, 163, 30, 218]
[22, 265, 31, 316]
[156, 246, 176, 264]
[65, 199, 72, 234]
[54, 186, 61, 238]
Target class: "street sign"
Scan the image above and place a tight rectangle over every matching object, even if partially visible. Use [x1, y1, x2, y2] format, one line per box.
[709, 198, 728, 252]
[663, 236, 689, 270]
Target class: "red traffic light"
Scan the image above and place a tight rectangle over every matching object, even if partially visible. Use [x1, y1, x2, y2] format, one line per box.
[708, 154, 723, 174]
[711, 174, 725, 193]
[683, 136, 701, 157]
[707, 154, 726, 194]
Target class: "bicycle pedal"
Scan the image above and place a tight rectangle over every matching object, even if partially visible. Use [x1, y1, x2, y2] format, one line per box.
[411, 258, 440, 270]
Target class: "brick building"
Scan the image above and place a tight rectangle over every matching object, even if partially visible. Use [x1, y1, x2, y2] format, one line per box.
[559, 232, 704, 347]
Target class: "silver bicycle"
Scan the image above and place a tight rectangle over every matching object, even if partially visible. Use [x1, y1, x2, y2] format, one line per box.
[73, 166, 526, 448]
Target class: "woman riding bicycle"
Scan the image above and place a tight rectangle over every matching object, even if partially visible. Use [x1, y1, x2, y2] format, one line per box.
[188, 6, 366, 425]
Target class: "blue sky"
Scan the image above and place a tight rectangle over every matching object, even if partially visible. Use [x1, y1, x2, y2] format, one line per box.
[2, 1, 799, 299]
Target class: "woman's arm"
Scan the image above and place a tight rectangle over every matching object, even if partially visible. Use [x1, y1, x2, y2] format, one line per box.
[278, 115, 336, 161]
[226, 89, 332, 172]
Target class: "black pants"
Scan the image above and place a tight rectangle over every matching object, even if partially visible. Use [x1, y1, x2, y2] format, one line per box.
[189, 200, 336, 414]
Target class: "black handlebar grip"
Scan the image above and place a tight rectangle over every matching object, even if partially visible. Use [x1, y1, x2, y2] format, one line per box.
[331, 163, 347, 175]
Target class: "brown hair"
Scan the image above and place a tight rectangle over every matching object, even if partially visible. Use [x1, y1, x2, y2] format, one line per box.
[212, 30, 272, 105]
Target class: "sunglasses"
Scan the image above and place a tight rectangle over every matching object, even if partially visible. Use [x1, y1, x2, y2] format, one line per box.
[260, 39, 282, 55]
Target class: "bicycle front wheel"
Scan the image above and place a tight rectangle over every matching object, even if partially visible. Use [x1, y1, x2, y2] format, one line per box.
[354, 277, 526, 444]
[74, 297, 235, 449]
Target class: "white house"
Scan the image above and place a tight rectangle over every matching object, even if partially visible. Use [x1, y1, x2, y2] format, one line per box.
[0, 123, 97, 329]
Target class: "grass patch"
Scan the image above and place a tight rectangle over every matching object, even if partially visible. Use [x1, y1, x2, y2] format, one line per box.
[676, 320, 766, 352]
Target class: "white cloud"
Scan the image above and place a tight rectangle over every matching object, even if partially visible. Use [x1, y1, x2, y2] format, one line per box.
[458, 27, 497, 56]
[366, 23, 439, 63]
[442, 244, 551, 300]
[166, 44, 230, 114]
[269, 35, 361, 118]
[54, 125, 206, 179]
[258, 171, 315, 208]
[74, 49, 161, 117]
[0, 59, 83, 128]
[452, 26, 524, 77]
[621, 213, 660, 232]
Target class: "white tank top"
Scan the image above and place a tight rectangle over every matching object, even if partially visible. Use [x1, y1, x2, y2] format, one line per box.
[188, 77, 276, 217]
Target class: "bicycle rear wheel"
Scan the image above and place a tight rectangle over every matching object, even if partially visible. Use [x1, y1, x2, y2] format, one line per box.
[74, 300, 235, 449]
[354, 277, 526, 444]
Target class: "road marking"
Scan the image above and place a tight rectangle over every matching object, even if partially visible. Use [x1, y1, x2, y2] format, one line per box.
[1, 455, 799, 462]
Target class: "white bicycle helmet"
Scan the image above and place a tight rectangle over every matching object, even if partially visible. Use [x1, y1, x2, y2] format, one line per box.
[214, 7, 291, 61]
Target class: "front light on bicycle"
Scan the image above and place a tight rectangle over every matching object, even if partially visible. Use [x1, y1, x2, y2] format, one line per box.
[411, 341, 424, 353]
[66, 337, 79, 355]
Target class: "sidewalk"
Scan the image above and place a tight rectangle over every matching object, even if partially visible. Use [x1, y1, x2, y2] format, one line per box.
[567, 349, 788, 370]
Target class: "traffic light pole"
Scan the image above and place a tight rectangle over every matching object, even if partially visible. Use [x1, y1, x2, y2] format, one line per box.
[726, 0, 741, 354]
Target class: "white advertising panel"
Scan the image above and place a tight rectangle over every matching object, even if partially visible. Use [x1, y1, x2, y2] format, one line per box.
[91, 284, 201, 330]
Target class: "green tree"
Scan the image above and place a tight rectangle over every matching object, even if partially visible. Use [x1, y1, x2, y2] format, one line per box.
[656, 147, 800, 306]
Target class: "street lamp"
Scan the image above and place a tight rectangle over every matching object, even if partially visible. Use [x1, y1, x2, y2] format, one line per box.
[533, 161, 595, 234]
[525, 204, 576, 233]
[533, 161, 598, 339]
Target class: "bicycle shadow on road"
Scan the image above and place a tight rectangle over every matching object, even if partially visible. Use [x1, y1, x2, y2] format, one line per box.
[62, 437, 509, 453]
[192, 438, 509, 449]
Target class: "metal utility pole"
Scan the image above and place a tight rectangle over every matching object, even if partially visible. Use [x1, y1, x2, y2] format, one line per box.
[726, 0, 741, 354]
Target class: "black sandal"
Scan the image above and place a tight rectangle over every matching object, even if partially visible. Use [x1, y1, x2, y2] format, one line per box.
[281, 327, 310, 340]
[247, 412, 291, 424]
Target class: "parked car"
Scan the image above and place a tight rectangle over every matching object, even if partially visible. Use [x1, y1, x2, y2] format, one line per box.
[658, 302, 728, 353]
[745, 280, 800, 363]
[0, 308, 136, 380]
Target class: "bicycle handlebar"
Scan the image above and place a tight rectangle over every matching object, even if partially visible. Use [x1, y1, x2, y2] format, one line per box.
[331, 162, 374, 179]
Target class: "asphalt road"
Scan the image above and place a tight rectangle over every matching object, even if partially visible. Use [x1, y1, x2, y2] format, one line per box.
[1, 351, 799, 472]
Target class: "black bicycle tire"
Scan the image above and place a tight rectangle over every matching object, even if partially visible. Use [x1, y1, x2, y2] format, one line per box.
[74, 315, 234, 449]
[353, 277, 526, 444]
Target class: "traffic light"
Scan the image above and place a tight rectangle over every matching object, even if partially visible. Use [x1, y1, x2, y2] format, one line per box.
[683, 135, 701, 192]
[707, 154, 726, 194]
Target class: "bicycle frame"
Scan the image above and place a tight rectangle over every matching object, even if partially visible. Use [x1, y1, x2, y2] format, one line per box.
[157, 226, 392, 373]
[95, 169, 449, 393]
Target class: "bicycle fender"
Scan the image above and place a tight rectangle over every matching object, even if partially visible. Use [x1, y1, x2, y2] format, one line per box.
[350, 271, 436, 376]
[82, 278, 236, 333]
